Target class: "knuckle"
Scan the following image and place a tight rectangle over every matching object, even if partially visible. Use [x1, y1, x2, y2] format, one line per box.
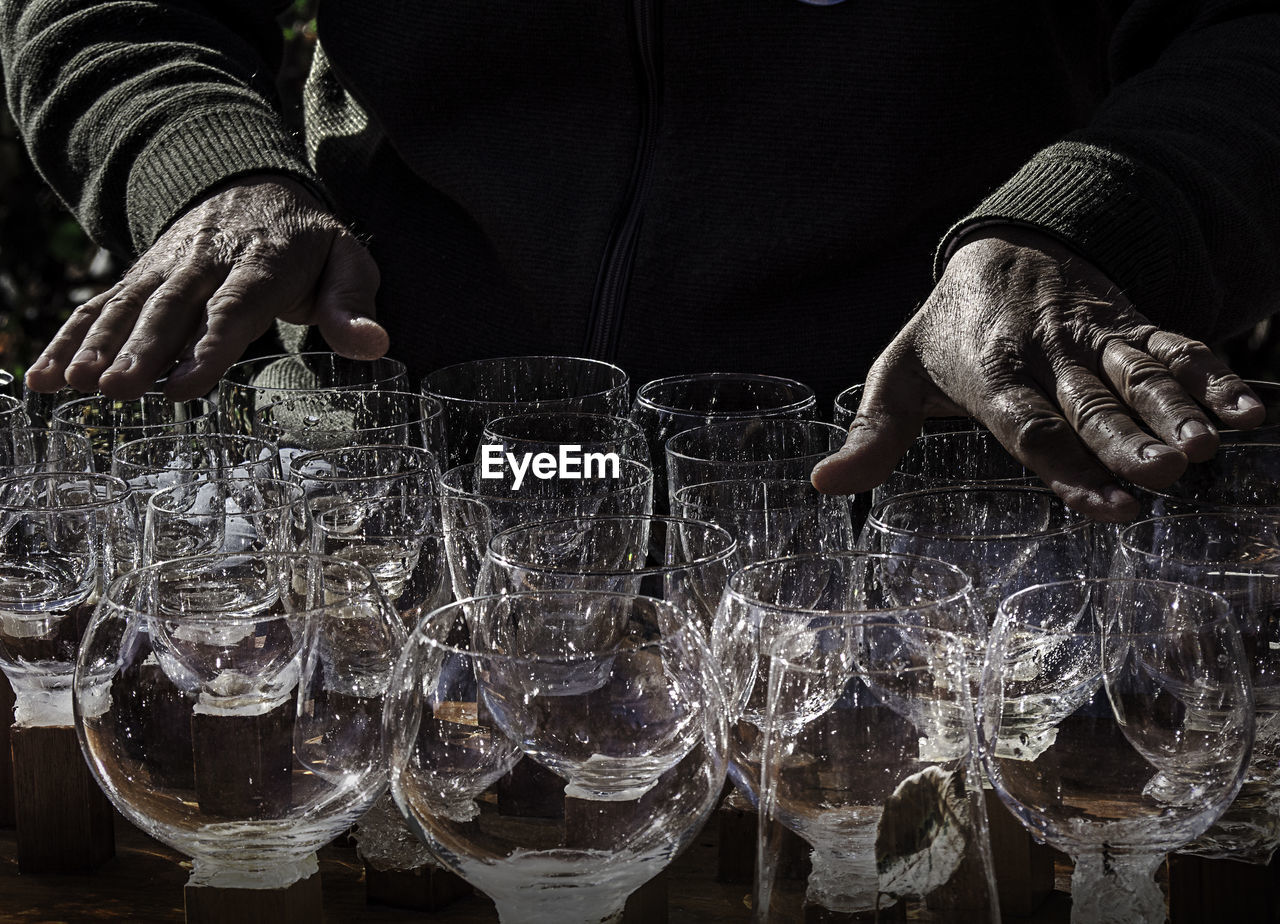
[1009, 411, 1073, 459]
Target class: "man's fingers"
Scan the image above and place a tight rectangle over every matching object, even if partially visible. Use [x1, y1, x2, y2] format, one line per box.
[811, 358, 930, 495]
[980, 382, 1137, 521]
[1052, 363, 1187, 487]
[97, 261, 227, 399]
[1145, 331, 1265, 429]
[63, 271, 166, 391]
[312, 234, 387, 360]
[24, 283, 124, 391]
[1099, 339, 1220, 462]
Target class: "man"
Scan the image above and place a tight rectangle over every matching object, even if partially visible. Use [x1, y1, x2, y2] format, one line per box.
[3, 1, 1277, 519]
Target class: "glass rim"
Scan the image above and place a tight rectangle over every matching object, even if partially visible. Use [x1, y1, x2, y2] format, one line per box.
[421, 355, 629, 405]
[1134, 441, 1280, 509]
[50, 392, 216, 422]
[633, 372, 816, 418]
[410, 590, 694, 663]
[482, 410, 643, 438]
[288, 443, 439, 481]
[111, 432, 278, 468]
[673, 477, 835, 511]
[251, 390, 443, 432]
[0, 393, 23, 411]
[996, 577, 1234, 638]
[220, 352, 409, 388]
[724, 550, 974, 617]
[440, 458, 654, 501]
[146, 474, 307, 515]
[770, 620, 970, 675]
[664, 417, 844, 464]
[1221, 379, 1280, 434]
[0, 470, 131, 512]
[865, 485, 1087, 541]
[1117, 512, 1280, 569]
[486, 514, 737, 578]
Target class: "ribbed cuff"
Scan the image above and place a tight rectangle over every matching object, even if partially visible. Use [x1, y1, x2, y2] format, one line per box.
[934, 140, 1207, 333]
[125, 106, 326, 252]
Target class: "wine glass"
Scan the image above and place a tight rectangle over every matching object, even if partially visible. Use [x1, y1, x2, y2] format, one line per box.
[0, 472, 139, 726]
[871, 428, 1038, 504]
[0, 393, 29, 429]
[423, 356, 630, 469]
[251, 389, 447, 467]
[1, 428, 92, 477]
[1135, 442, 1280, 515]
[75, 552, 403, 892]
[51, 393, 217, 472]
[664, 418, 844, 512]
[439, 459, 654, 598]
[0, 369, 15, 398]
[833, 383, 975, 433]
[981, 578, 1254, 924]
[758, 620, 997, 921]
[385, 590, 727, 923]
[479, 411, 651, 467]
[219, 351, 408, 434]
[144, 476, 314, 565]
[630, 373, 816, 510]
[479, 514, 737, 637]
[286, 444, 440, 523]
[111, 433, 281, 507]
[672, 478, 856, 566]
[1114, 513, 1280, 864]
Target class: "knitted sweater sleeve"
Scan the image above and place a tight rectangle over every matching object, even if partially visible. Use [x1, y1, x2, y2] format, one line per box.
[936, 0, 1280, 342]
[0, 0, 318, 255]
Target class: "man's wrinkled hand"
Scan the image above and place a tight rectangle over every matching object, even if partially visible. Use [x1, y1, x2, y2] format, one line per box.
[811, 227, 1264, 521]
[24, 174, 387, 401]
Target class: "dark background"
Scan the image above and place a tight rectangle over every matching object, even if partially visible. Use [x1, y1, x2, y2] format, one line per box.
[1, 1, 1276, 386]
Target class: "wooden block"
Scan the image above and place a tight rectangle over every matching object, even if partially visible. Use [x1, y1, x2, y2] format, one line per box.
[0, 674, 13, 828]
[497, 757, 565, 819]
[10, 724, 114, 873]
[184, 869, 322, 924]
[623, 870, 669, 924]
[984, 788, 1054, 916]
[1168, 852, 1280, 924]
[112, 662, 194, 789]
[190, 694, 294, 819]
[716, 793, 810, 884]
[364, 862, 472, 911]
[804, 899, 907, 922]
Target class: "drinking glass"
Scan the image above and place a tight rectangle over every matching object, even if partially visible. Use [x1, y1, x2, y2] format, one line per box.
[0, 472, 139, 726]
[1114, 513, 1280, 864]
[286, 444, 440, 522]
[1135, 442, 1280, 515]
[871, 428, 1037, 504]
[75, 552, 403, 891]
[479, 514, 737, 637]
[479, 411, 650, 467]
[673, 478, 856, 566]
[386, 590, 727, 923]
[630, 373, 816, 508]
[144, 476, 314, 565]
[982, 578, 1253, 924]
[1220, 380, 1280, 443]
[111, 433, 281, 507]
[51, 393, 217, 471]
[1, 428, 92, 477]
[664, 418, 844, 511]
[0, 369, 15, 398]
[833, 383, 975, 433]
[0, 393, 28, 429]
[758, 621, 997, 921]
[439, 459, 654, 598]
[219, 351, 408, 434]
[423, 356, 630, 469]
[315, 492, 450, 628]
[251, 389, 447, 468]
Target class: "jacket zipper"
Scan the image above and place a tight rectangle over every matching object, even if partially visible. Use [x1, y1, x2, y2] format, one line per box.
[584, 0, 662, 362]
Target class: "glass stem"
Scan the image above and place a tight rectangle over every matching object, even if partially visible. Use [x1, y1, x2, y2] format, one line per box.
[1070, 849, 1165, 924]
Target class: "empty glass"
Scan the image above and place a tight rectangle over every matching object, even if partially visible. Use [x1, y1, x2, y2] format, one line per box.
[631, 373, 816, 508]
[439, 459, 654, 598]
[758, 621, 997, 921]
[1, 428, 92, 478]
[982, 579, 1253, 924]
[673, 478, 856, 566]
[0, 472, 139, 726]
[833, 383, 975, 433]
[0, 393, 28, 429]
[1136, 442, 1280, 515]
[144, 476, 314, 565]
[664, 419, 844, 511]
[479, 514, 737, 637]
[479, 411, 650, 467]
[286, 444, 440, 521]
[871, 428, 1038, 503]
[111, 433, 281, 506]
[1220, 380, 1280, 443]
[1115, 513, 1280, 864]
[251, 389, 447, 467]
[219, 352, 408, 434]
[76, 552, 403, 891]
[423, 356, 630, 469]
[386, 590, 727, 923]
[51, 393, 217, 472]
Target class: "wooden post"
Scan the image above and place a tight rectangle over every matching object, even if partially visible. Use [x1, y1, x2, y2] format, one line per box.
[9, 724, 114, 873]
[984, 788, 1054, 916]
[364, 863, 473, 911]
[1168, 852, 1280, 924]
[184, 869, 322, 924]
[0, 674, 14, 828]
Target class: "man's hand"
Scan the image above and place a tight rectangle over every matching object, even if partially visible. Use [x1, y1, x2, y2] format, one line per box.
[811, 227, 1265, 521]
[24, 174, 388, 401]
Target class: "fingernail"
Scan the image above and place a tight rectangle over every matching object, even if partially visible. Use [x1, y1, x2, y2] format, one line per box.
[104, 353, 135, 376]
[1236, 393, 1265, 414]
[1142, 443, 1179, 461]
[1177, 420, 1213, 443]
[27, 357, 51, 374]
[1104, 485, 1133, 507]
[68, 348, 100, 369]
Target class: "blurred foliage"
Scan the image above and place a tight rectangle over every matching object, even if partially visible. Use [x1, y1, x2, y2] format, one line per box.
[0, 0, 1275, 388]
